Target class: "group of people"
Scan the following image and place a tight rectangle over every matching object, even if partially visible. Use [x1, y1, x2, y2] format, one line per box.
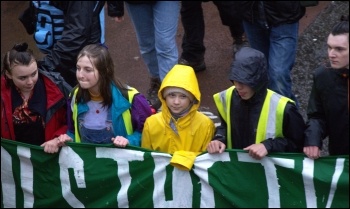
[16, 1, 307, 112]
[105, 1, 309, 112]
[1, 1, 349, 170]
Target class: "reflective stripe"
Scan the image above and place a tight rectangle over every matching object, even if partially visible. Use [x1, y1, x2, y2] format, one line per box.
[71, 88, 81, 142]
[122, 87, 139, 135]
[213, 86, 234, 148]
[214, 88, 293, 147]
[256, 90, 293, 143]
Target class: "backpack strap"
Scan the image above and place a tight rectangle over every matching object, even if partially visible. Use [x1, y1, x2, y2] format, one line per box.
[39, 69, 73, 99]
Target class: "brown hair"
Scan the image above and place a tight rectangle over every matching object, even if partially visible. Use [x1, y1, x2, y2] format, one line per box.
[75, 44, 129, 107]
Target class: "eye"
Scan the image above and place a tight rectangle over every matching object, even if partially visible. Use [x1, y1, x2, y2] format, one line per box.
[31, 70, 37, 77]
[85, 67, 94, 73]
[180, 94, 187, 99]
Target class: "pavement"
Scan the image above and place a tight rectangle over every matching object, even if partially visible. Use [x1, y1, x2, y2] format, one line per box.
[1, 1, 348, 127]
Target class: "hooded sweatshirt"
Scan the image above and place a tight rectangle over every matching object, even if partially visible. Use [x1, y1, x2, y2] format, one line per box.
[141, 64, 215, 154]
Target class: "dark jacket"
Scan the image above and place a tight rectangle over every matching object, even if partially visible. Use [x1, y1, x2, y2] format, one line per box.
[1, 71, 68, 142]
[41, 1, 105, 86]
[214, 47, 305, 153]
[240, 1, 305, 27]
[304, 65, 349, 155]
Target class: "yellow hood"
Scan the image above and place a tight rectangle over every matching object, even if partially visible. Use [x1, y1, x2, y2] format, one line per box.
[158, 64, 201, 109]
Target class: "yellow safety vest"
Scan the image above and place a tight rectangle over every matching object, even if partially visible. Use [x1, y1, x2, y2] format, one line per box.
[71, 87, 138, 142]
[213, 86, 294, 149]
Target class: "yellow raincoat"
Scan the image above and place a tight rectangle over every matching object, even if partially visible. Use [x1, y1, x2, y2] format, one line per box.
[141, 64, 215, 170]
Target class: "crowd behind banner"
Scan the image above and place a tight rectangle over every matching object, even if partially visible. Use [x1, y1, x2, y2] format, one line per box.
[1, 139, 349, 208]
[1, 2, 349, 208]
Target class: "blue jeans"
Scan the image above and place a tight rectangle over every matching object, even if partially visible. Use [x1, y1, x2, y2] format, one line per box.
[243, 20, 299, 106]
[79, 125, 114, 144]
[126, 1, 180, 81]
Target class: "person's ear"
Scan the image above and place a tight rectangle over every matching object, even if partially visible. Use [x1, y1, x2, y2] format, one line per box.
[5, 71, 12, 79]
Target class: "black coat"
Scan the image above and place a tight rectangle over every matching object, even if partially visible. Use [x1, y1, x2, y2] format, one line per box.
[304, 65, 349, 155]
[41, 1, 105, 86]
[240, 1, 305, 27]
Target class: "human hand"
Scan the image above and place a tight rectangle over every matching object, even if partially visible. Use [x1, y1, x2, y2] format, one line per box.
[207, 140, 226, 154]
[303, 146, 320, 159]
[56, 134, 73, 146]
[243, 144, 268, 160]
[41, 138, 60, 154]
[113, 16, 124, 23]
[112, 136, 129, 147]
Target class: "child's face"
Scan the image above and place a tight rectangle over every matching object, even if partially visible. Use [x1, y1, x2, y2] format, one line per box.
[76, 56, 100, 92]
[165, 92, 192, 114]
[233, 81, 255, 100]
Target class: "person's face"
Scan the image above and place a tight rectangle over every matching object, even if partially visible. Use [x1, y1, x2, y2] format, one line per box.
[6, 61, 38, 95]
[76, 56, 100, 92]
[234, 81, 255, 100]
[327, 33, 349, 69]
[165, 92, 192, 114]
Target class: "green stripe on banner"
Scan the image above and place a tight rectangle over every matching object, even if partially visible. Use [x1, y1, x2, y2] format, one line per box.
[1, 138, 349, 208]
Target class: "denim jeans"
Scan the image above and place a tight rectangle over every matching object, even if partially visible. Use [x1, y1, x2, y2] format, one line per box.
[125, 1, 180, 81]
[243, 20, 299, 106]
[78, 109, 114, 144]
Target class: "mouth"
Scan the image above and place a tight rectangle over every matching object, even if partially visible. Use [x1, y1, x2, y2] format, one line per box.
[170, 106, 182, 112]
[238, 92, 246, 97]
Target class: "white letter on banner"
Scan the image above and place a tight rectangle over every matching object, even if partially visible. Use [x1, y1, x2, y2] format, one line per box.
[326, 158, 345, 208]
[96, 147, 144, 208]
[302, 158, 317, 208]
[149, 152, 177, 208]
[193, 153, 231, 208]
[59, 146, 85, 208]
[1, 146, 16, 208]
[17, 146, 34, 208]
[172, 168, 193, 207]
[237, 153, 294, 208]
[148, 152, 199, 208]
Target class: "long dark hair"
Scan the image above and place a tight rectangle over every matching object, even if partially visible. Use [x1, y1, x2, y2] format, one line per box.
[75, 44, 129, 107]
[2, 42, 36, 88]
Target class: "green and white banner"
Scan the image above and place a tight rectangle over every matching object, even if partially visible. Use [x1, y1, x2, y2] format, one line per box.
[1, 139, 349, 208]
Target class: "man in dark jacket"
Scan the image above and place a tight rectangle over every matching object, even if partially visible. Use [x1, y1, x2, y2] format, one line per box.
[207, 47, 305, 159]
[38, 1, 105, 87]
[303, 15, 349, 159]
[240, 1, 305, 106]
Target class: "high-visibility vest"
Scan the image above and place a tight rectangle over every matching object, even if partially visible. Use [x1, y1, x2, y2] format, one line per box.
[71, 87, 138, 143]
[213, 86, 294, 149]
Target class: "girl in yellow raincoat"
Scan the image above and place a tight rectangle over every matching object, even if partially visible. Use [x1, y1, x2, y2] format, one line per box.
[141, 64, 215, 170]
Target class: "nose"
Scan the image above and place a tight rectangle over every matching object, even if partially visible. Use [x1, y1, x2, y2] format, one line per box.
[235, 82, 243, 89]
[174, 96, 181, 104]
[76, 70, 83, 79]
[27, 77, 34, 85]
[328, 48, 336, 58]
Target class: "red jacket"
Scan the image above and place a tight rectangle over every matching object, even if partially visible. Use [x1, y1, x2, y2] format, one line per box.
[1, 74, 67, 142]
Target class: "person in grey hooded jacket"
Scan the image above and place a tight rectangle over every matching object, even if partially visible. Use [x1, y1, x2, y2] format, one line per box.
[207, 47, 305, 159]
